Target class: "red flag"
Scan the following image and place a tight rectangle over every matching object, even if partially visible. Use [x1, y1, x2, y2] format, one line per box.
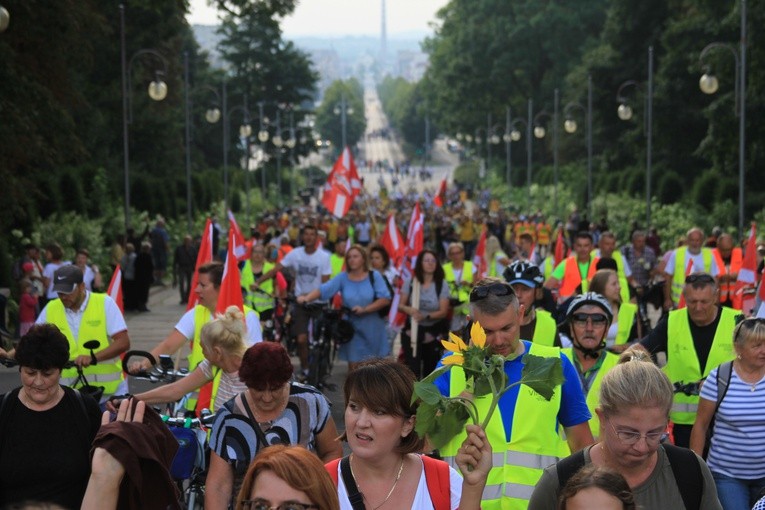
[738, 223, 758, 285]
[473, 226, 488, 278]
[554, 227, 566, 266]
[400, 203, 424, 279]
[227, 209, 248, 262]
[676, 258, 695, 310]
[107, 265, 123, 314]
[215, 225, 244, 315]
[434, 179, 447, 207]
[381, 213, 405, 265]
[321, 147, 362, 218]
[187, 218, 214, 311]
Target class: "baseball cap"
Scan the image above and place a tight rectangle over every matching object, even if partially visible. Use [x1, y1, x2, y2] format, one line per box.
[52, 265, 83, 294]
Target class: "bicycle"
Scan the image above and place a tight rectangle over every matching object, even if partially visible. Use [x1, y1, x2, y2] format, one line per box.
[305, 304, 354, 391]
[248, 287, 279, 342]
[122, 350, 190, 416]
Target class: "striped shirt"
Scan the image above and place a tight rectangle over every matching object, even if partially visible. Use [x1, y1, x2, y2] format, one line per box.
[700, 364, 765, 479]
[199, 359, 247, 411]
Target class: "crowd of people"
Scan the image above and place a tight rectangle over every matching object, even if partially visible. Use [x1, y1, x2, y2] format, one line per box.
[4, 188, 765, 510]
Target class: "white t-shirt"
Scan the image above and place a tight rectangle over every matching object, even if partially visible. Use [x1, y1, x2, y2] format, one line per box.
[336, 457, 463, 510]
[37, 291, 127, 342]
[280, 247, 332, 297]
[43, 261, 71, 299]
[173, 307, 262, 345]
[665, 249, 720, 277]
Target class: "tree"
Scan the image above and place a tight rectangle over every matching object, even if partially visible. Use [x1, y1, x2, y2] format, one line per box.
[315, 79, 365, 151]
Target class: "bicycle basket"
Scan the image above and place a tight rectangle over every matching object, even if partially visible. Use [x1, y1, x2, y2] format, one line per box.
[332, 319, 355, 344]
[169, 426, 199, 480]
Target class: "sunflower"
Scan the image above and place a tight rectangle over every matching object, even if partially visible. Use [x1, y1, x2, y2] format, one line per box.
[441, 332, 468, 365]
[470, 321, 486, 348]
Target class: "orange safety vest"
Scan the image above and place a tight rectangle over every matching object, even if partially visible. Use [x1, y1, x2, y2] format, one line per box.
[713, 248, 743, 310]
[537, 223, 552, 245]
[559, 255, 599, 298]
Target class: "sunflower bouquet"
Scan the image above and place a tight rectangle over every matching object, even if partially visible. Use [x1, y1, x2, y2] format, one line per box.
[411, 322, 563, 448]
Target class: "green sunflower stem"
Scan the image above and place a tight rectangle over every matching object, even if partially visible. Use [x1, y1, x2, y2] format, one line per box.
[452, 396, 479, 425]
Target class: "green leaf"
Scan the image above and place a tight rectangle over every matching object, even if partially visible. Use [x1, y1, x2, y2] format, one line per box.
[520, 354, 564, 401]
[414, 401, 440, 437]
[428, 400, 470, 449]
[412, 381, 445, 406]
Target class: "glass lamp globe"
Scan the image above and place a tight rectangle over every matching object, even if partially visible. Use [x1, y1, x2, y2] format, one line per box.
[503, 133, 511, 143]
[491, 134, 500, 144]
[148, 80, 168, 101]
[347, 107, 354, 115]
[205, 108, 221, 124]
[286, 138, 296, 149]
[465, 134, 473, 143]
[564, 119, 577, 134]
[475, 136, 482, 144]
[273, 135, 283, 147]
[258, 130, 269, 143]
[333, 106, 340, 115]
[534, 126, 546, 139]
[699, 73, 719, 95]
[0, 6, 10, 33]
[511, 130, 521, 142]
[239, 124, 252, 138]
[456, 133, 463, 141]
[617, 103, 633, 121]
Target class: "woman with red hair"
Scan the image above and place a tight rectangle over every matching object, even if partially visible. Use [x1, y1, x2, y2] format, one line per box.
[205, 342, 343, 510]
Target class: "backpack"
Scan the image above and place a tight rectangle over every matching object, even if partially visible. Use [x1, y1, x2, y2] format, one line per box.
[326, 454, 450, 510]
[704, 361, 733, 458]
[556, 444, 702, 510]
[368, 271, 394, 318]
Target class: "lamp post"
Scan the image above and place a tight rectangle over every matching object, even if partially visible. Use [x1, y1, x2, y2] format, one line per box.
[120, 4, 169, 232]
[508, 100, 533, 208]
[257, 101, 270, 199]
[272, 109, 284, 207]
[564, 76, 594, 217]
[699, 0, 746, 238]
[531, 90, 560, 215]
[334, 95, 354, 151]
[224, 103, 251, 222]
[504, 107, 512, 188]
[617, 48, 653, 227]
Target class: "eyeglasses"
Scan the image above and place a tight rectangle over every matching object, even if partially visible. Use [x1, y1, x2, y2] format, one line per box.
[571, 313, 608, 326]
[608, 420, 666, 446]
[240, 501, 318, 510]
[734, 316, 765, 343]
[685, 273, 715, 285]
[469, 283, 515, 302]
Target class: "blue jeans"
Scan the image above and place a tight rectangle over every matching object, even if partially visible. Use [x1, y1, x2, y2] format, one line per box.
[712, 471, 765, 510]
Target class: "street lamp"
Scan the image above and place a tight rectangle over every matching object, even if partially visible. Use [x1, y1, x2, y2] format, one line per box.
[617, 48, 654, 228]
[503, 107, 513, 188]
[508, 99, 533, 207]
[564, 77, 594, 217]
[532, 89, 561, 215]
[0, 5, 9, 33]
[699, 0, 747, 238]
[120, 4, 169, 232]
[334, 95, 354, 150]
[224, 103, 252, 222]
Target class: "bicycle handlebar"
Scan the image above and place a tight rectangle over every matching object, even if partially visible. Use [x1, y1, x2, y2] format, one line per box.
[121, 350, 157, 374]
[161, 409, 216, 429]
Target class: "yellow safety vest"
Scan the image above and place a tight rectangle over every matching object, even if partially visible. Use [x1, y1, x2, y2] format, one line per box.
[664, 307, 737, 424]
[185, 304, 255, 412]
[443, 261, 474, 316]
[614, 303, 637, 346]
[45, 293, 124, 396]
[441, 342, 565, 509]
[489, 251, 508, 278]
[531, 310, 557, 347]
[542, 257, 555, 281]
[670, 247, 713, 305]
[240, 260, 275, 313]
[562, 348, 620, 438]
[330, 253, 344, 278]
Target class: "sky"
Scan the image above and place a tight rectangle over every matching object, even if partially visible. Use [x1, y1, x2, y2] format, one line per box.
[187, 0, 449, 37]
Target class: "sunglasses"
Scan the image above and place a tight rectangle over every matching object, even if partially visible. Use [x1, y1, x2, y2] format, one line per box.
[734, 316, 765, 342]
[571, 313, 609, 326]
[685, 273, 715, 285]
[469, 283, 515, 302]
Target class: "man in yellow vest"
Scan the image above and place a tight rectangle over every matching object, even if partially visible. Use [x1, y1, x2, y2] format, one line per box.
[640, 272, 737, 447]
[240, 244, 276, 322]
[443, 242, 475, 332]
[663, 227, 719, 310]
[713, 233, 743, 310]
[592, 231, 635, 304]
[34, 265, 129, 398]
[544, 231, 598, 302]
[560, 292, 620, 439]
[435, 278, 593, 509]
[130, 262, 261, 410]
[504, 261, 560, 347]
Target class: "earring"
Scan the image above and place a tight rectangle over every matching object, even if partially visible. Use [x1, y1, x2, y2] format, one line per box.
[737, 354, 742, 360]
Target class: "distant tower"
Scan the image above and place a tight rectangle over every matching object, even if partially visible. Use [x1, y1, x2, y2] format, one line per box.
[380, 0, 387, 75]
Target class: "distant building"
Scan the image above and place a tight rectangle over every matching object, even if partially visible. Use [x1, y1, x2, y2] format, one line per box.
[396, 50, 428, 82]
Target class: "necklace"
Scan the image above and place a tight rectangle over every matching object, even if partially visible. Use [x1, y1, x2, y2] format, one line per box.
[349, 454, 405, 510]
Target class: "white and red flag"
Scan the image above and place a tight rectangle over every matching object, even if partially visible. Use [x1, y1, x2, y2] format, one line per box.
[186, 218, 214, 311]
[227, 209, 248, 262]
[473, 226, 488, 279]
[215, 225, 245, 315]
[380, 213, 405, 266]
[321, 147, 362, 218]
[433, 179, 447, 207]
[738, 223, 758, 285]
[400, 203, 424, 279]
[107, 265, 123, 314]
[554, 227, 566, 266]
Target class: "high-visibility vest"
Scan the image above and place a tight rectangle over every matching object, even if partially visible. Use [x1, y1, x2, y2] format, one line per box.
[441, 342, 565, 509]
[330, 253, 344, 278]
[614, 302, 637, 346]
[537, 223, 552, 245]
[443, 261, 474, 316]
[185, 304, 255, 412]
[713, 248, 743, 310]
[542, 256, 556, 280]
[489, 251, 508, 277]
[562, 348, 620, 438]
[559, 255, 599, 298]
[45, 294, 124, 396]
[240, 260, 275, 313]
[531, 310, 557, 347]
[670, 247, 714, 305]
[664, 307, 737, 425]
[611, 251, 632, 304]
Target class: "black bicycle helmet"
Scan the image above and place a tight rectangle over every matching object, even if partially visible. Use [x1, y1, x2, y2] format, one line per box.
[503, 261, 541, 288]
[565, 292, 614, 323]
